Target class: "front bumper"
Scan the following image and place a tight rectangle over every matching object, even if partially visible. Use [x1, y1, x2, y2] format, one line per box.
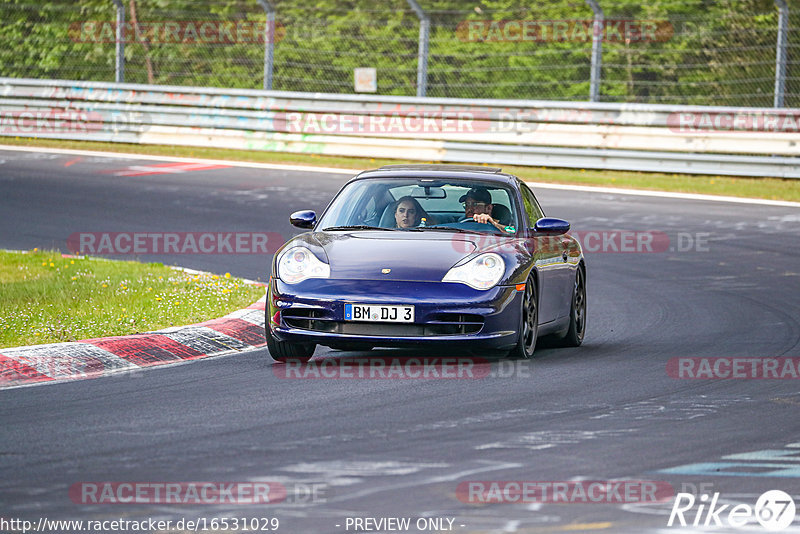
[267, 278, 522, 350]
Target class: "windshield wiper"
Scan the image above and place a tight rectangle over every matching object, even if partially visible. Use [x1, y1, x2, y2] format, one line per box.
[417, 225, 472, 233]
[420, 225, 509, 236]
[322, 225, 396, 231]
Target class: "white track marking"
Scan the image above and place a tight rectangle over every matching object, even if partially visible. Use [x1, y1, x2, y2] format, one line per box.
[0, 144, 356, 175]
[1, 144, 798, 207]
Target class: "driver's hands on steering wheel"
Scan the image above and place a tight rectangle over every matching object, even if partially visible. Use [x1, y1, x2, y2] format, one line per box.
[472, 213, 495, 225]
[457, 214, 514, 234]
[457, 214, 497, 225]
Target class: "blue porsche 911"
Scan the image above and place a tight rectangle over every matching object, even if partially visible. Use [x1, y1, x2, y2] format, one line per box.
[266, 164, 586, 362]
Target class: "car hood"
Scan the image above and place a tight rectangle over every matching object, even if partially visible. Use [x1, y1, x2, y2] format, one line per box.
[306, 231, 479, 282]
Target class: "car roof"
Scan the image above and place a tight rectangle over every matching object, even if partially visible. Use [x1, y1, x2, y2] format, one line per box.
[354, 164, 520, 186]
[377, 164, 502, 173]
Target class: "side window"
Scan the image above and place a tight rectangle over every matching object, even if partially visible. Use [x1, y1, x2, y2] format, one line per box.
[520, 184, 544, 226]
[530, 188, 545, 219]
[520, 184, 542, 227]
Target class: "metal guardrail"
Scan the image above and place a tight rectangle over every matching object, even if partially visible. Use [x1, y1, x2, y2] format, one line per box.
[1, 77, 799, 178]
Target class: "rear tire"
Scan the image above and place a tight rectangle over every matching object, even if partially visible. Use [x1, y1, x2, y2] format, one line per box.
[508, 277, 538, 360]
[265, 326, 315, 363]
[556, 266, 586, 347]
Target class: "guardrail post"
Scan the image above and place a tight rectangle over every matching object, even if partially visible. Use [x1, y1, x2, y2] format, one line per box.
[406, 0, 429, 97]
[257, 0, 275, 90]
[111, 0, 125, 83]
[585, 0, 603, 102]
[774, 0, 789, 107]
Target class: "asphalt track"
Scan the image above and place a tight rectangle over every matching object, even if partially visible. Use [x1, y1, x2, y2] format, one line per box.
[1, 147, 800, 533]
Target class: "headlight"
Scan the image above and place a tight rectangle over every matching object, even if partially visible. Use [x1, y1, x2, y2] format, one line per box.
[442, 253, 505, 290]
[277, 246, 330, 284]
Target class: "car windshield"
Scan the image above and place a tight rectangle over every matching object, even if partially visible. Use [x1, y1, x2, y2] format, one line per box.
[317, 178, 519, 235]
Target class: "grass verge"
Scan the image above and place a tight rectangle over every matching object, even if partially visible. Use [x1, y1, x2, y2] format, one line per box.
[0, 249, 265, 349]
[2, 137, 799, 202]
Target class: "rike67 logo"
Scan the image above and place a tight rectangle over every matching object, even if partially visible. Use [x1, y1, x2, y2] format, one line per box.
[668, 490, 796, 531]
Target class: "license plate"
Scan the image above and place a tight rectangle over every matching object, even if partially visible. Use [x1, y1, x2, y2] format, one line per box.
[344, 303, 414, 323]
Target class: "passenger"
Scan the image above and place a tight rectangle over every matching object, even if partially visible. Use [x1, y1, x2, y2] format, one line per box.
[394, 196, 427, 228]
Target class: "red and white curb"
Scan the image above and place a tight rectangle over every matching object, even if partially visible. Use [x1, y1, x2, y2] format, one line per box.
[0, 297, 267, 390]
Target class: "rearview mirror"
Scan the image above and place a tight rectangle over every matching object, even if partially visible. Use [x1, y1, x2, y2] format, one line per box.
[533, 217, 570, 235]
[409, 185, 446, 198]
[290, 210, 316, 229]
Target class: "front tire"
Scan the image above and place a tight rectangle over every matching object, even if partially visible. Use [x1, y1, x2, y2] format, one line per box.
[265, 326, 315, 363]
[508, 277, 538, 359]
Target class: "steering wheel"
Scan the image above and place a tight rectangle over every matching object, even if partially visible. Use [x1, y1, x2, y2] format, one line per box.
[458, 216, 496, 225]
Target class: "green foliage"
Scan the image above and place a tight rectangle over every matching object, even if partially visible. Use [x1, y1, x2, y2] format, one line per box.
[0, 0, 794, 105]
[0, 249, 264, 348]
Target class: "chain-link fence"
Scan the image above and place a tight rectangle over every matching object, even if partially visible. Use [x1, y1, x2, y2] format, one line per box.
[1, 0, 797, 107]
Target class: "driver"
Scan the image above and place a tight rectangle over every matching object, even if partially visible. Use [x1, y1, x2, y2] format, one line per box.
[459, 186, 507, 233]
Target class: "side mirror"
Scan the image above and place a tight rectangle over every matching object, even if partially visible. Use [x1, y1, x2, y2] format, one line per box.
[533, 217, 570, 235]
[290, 210, 316, 229]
